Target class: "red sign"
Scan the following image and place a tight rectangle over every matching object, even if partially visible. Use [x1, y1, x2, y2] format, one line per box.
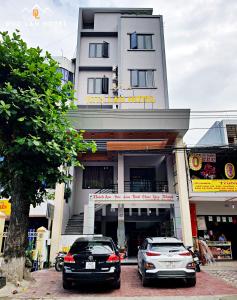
[190, 203, 197, 237]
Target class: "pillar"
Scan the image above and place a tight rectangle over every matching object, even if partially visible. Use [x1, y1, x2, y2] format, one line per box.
[49, 182, 65, 264]
[35, 226, 48, 269]
[166, 154, 175, 193]
[117, 153, 125, 249]
[83, 196, 95, 234]
[175, 139, 193, 247]
[0, 212, 6, 253]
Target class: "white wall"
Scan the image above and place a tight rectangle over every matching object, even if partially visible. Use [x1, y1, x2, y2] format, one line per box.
[78, 71, 114, 105]
[94, 13, 120, 32]
[79, 37, 118, 67]
[196, 201, 237, 215]
[119, 16, 168, 109]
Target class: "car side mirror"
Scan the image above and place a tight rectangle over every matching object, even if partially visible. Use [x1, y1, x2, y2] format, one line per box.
[186, 246, 192, 251]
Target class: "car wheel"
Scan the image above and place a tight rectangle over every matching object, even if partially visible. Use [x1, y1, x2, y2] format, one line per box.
[63, 279, 72, 290]
[112, 279, 121, 289]
[142, 275, 149, 287]
[186, 277, 196, 287]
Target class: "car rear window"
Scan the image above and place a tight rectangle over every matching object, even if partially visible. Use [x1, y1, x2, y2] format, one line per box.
[70, 241, 114, 254]
[149, 243, 186, 253]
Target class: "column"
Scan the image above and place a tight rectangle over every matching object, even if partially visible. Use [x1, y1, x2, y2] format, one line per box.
[117, 153, 125, 249]
[49, 182, 65, 264]
[0, 212, 6, 253]
[83, 196, 95, 234]
[166, 154, 175, 193]
[175, 139, 193, 246]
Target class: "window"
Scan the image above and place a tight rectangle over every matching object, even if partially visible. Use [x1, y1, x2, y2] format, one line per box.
[87, 77, 109, 94]
[130, 33, 153, 50]
[57, 68, 73, 85]
[82, 166, 114, 189]
[89, 42, 109, 58]
[130, 70, 154, 87]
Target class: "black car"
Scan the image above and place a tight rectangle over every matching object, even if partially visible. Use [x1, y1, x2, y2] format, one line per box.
[62, 235, 121, 289]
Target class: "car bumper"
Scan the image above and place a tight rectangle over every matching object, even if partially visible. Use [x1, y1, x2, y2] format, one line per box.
[63, 267, 119, 282]
[145, 269, 196, 280]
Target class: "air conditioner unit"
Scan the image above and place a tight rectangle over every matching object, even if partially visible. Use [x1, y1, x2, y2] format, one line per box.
[112, 65, 118, 72]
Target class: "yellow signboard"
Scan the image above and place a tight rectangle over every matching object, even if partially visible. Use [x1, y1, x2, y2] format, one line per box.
[192, 180, 237, 192]
[0, 199, 11, 216]
[85, 95, 156, 104]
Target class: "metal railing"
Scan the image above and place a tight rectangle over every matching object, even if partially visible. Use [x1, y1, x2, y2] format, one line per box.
[124, 180, 168, 193]
[95, 184, 118, 194]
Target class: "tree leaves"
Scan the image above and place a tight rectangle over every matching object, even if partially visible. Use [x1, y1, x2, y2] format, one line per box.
[0, 31, 96, 205]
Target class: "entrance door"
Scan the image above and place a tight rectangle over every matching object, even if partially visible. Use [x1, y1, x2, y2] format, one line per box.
[130, 168, 156, 192]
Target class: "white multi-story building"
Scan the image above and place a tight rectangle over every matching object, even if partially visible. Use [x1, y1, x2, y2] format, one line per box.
[50, 7, 192, 261]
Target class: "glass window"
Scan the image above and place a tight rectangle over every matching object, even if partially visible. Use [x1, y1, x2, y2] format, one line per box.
[95, 78, 102, 94]
[82, 166, 114, 189]
[149, 243, 186, 253]
[88, 78, 94, 94]
[144, 35, 152, 49]
[70, 241, 114, 254]
[137, 35, 144, 49]
[89, 44, 96, 58]
[146, 70, 154, 87]
[96, 44, 102, 57]
[139, 71, 146, 87]
[131, 70, 138, 87]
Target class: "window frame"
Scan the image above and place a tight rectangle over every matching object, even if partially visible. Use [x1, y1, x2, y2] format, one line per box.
[82, 166, 114, 189]
[87, 77, 109, 94]
[130, 70, 155, 88]
[89, 42, 109, 58]
[130, 33, 153, 50]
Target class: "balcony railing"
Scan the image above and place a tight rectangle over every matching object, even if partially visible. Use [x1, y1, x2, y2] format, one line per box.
[95, 181, 168, 194]
[124, 180, 168, 193]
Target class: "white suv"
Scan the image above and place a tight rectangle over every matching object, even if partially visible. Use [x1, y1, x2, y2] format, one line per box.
[137, 237, 196, 287]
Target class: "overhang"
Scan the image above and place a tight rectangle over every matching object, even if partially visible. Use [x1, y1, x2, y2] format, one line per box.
[68, 109, 190, 138]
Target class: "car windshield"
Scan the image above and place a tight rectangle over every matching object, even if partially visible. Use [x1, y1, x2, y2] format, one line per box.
[149, 243, 186, 253]
[70, 241, 114, 255]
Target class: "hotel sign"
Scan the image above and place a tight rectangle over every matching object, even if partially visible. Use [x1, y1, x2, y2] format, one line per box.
[90, 193, 175, 203]
[192, 179, 237, 192]
[86, 95, 156, 104]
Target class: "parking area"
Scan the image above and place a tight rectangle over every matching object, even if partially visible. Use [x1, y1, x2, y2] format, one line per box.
[15, 266, 237, 298]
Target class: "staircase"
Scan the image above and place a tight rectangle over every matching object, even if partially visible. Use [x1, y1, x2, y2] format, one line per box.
[64, 214, 84, 235]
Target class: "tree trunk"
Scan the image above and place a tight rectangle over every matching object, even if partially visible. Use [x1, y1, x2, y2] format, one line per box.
[1, 176, 31, 283]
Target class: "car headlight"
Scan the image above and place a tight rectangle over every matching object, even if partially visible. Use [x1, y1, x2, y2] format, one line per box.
[144, 262, 155, 270]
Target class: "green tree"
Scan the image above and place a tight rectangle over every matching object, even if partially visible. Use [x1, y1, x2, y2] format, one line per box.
[0, 31, 96, 282]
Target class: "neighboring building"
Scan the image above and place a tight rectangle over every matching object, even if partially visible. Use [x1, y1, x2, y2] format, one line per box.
[50, 7, 192, 262]
[188, 120, 237, 260]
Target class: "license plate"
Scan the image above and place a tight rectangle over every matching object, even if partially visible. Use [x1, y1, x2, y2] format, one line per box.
[165, 262, 175, 268]
[85, 262, 96, 269]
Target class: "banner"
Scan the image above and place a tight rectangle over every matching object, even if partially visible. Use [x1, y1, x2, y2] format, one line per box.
[0, 199, 11, 216]
[192, 179, 237, 192]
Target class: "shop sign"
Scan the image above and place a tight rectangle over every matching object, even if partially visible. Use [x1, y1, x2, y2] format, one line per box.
[200, 153, 216, 163]
[0, 199, 11, 216]
[189, 154, 202, 171]
[225, 163, 235, 179]
[90, 193, 175, 203]
[189, 203, 197, 237]
[85, 95, 156, 104]
[192, 179, 237, 192]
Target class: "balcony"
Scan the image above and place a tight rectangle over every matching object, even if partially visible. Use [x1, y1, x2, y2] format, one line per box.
[95, 181, 168, 194]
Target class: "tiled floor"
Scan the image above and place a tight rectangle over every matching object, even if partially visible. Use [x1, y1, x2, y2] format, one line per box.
[16, 266, 237, 298]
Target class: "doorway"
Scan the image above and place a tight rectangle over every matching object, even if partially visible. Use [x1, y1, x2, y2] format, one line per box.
[130, 168, 156, 192]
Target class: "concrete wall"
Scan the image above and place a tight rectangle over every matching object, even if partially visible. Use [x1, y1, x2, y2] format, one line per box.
[94, 13, 120, 31]
[119, 16, 168, 109]
[195, 201, 237, 215]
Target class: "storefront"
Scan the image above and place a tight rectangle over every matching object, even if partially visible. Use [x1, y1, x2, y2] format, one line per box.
[188, 151, 237, 260]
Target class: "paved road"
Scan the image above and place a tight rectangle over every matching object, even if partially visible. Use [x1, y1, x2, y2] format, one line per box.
[12, 266, 237, 299]
[203, 261, 237, 289]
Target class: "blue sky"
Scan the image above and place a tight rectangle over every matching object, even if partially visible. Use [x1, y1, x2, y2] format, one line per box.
[1, 0, 237, 145]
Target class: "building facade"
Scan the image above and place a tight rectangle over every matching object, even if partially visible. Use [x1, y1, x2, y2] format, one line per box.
[188, 120, 237, 260]
[50, 8, 192, 262]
